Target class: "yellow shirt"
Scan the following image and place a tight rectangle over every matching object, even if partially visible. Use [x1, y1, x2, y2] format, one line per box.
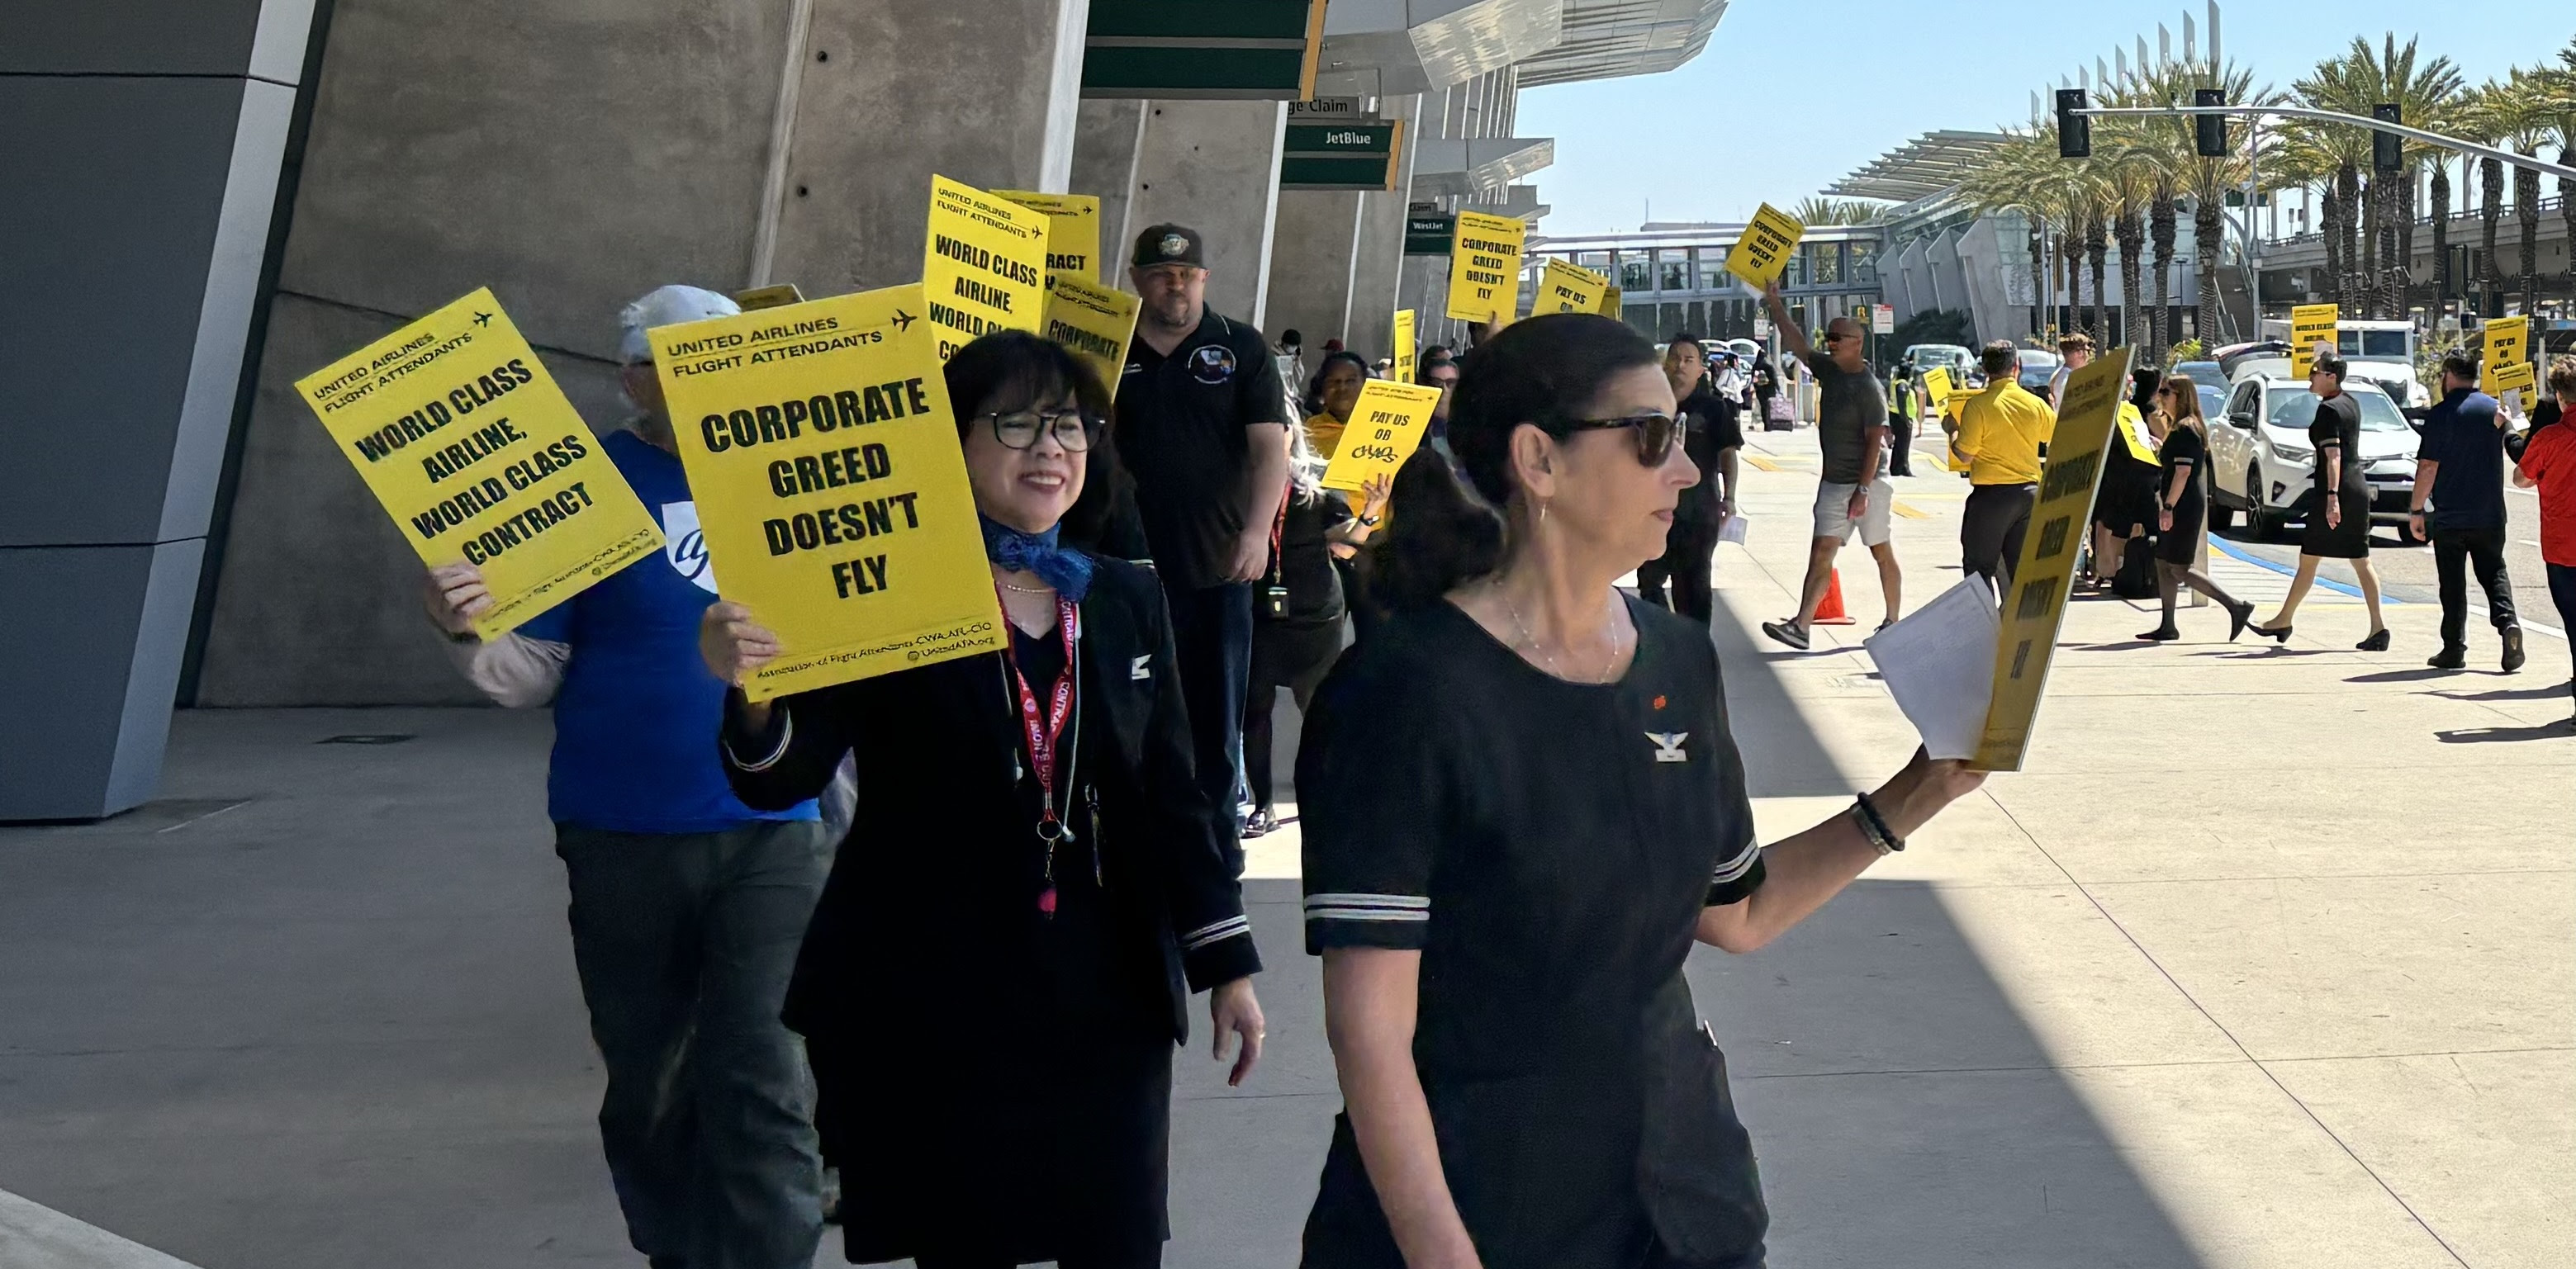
[1953, 381, 2056, 485]
[1304, 411, 1349, 460]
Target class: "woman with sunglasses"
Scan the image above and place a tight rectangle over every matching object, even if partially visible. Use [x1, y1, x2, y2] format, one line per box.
[2139, 375, 2256, 642]
[701, 330, 1266, 1269]
[1297, 314, 1986, 1269]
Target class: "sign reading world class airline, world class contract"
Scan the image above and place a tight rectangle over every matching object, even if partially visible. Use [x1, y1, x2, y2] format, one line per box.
[923, 175, 1050, 362]
[650, 283, 1005, 700]
[296, 288, 663, 636]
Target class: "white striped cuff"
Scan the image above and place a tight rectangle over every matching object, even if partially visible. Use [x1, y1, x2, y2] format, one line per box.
[1303, 893, 1430, 924]
[723, 709, 794, 773]
[1180, 915, 1252, 952]
[1710, 840, 1762, 885]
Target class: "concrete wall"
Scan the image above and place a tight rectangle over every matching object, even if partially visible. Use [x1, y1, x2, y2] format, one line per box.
[1264, 191, 1365, 353]
[193, 0, 1089, 706]
[2, 0, 314, 817]
[1111, 101, 1289, 328]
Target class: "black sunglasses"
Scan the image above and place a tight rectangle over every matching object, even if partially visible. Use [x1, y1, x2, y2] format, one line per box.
[984, 408, 1102, 452]
[1549, 412, 1679, 466]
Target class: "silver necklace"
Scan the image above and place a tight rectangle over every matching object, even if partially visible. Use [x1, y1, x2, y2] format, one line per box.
[996, 577, 1054, 594]
[1500, 585, 1622, 683]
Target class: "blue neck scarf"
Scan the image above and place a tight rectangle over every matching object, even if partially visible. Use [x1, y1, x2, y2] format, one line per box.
[980, 514, 1093, 602]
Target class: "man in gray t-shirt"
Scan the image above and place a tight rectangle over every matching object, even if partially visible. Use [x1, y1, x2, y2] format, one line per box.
[1756, 279, 1904, 649]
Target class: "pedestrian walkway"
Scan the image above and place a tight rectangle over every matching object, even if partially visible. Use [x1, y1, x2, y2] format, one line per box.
[1, 440, 2567, 1269]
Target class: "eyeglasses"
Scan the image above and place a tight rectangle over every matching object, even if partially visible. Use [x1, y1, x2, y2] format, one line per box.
[1820, 331, 1850, 344]
[984, 408, 1101, 452]
[1550, 412, 1678, 466]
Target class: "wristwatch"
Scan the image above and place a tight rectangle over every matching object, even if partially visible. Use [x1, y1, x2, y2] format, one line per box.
[1359, 514, 1382, 528]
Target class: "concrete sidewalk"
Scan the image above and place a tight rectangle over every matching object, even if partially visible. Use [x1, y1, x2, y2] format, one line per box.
[2, 431, 2568, 1268]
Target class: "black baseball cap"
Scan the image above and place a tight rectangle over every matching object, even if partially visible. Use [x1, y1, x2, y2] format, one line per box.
[1132, 223, 1207, 269]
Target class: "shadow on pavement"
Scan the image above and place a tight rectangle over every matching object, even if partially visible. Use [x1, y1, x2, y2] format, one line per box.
[2347, 668, 2458, 684]
[1707, 586, 1857, 798]
[2435, 722, 2575, 744]
[2436, 684, 2574, 702]
[1687, 879, 2209, 1267]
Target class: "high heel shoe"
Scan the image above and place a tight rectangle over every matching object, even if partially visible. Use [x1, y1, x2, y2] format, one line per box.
[2226, 600, 2256, 642]
[2356, 628, 2390, 652]
[2248, 621, 2292, 643]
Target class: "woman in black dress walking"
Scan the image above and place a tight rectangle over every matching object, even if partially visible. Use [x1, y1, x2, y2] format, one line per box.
[2139, 374, 2256, 641]
[1295, 314, 1987, 1269]
[2251, 353, 2390, 649]
[700, 331, 1267, 1268]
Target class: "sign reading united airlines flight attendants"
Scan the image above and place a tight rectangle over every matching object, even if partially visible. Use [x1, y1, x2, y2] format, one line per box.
[1445, 211, 1526, 322]
[296, 288, 662, 637]
[993, 190, 1103, 288]
[650, 283, 1005, 700]
[923, 175, 1050, 361]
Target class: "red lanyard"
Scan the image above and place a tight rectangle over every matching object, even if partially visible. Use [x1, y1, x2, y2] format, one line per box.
[999, 592, 1079, 912]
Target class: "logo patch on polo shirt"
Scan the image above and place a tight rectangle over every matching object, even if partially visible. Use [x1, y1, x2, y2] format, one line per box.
[1646, 732, 1689, 763]
[1131, 654, 1152, 680]
[1188, 345, 1237, 385]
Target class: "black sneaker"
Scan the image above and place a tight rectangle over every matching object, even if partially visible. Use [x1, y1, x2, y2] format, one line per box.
[1761, 619, 1810, 651]
[2502, 626, 2526, 673]
[2427, 646, 2466, 670]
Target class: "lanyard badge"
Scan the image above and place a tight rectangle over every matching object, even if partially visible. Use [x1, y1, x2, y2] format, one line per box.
[1000, 592, 1079, 914]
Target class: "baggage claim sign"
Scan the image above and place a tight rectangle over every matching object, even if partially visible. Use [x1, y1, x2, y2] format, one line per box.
[297, 289, 663, 635]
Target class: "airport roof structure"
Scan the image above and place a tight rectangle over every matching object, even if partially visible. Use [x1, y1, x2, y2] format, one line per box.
[1823, 130, 2012, 202]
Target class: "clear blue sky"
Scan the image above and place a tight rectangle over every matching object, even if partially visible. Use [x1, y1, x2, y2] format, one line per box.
[1516, 1, 2572, 237]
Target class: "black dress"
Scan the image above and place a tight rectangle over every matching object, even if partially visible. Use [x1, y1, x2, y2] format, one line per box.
[721, 557, 1261, 1265]
[2301, 392, 2372, 559]
[2155, 424, 2208, 565]
[1297, 599, 1770, 1269]
[2095, 410, 2158, 537]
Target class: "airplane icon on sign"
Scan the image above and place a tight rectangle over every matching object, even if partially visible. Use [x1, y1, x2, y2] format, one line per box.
[472, 312, 493, 327]
[890, 309, 916, 333]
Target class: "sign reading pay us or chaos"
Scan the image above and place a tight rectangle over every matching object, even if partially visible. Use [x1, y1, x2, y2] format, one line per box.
[1445, 211, 1526, 322]
[1318, 381, 1444, 494]
[651, 283, 1005, 699]
[1536, 258, 1611, 315]
[2483, 316, 2535, 395]
[924, 175, 1049, 361]
[297, 288, 662, 636]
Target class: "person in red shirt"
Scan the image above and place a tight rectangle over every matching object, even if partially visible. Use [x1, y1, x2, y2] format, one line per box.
[2512, 354, 2576, 726]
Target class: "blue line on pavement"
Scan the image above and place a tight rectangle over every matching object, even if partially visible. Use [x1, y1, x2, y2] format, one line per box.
[2206, 535, 2370, 599]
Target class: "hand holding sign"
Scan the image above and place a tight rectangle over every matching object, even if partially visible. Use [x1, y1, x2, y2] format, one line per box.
[1320, 381, 1444, 494]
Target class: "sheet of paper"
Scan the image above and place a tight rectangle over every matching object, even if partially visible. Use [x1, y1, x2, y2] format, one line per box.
[1863, 580, 2000, 761]
[1718, 514, 1748, 546]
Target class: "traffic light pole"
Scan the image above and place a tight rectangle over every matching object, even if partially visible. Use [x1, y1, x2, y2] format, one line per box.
[2073, 104, 2576, 182]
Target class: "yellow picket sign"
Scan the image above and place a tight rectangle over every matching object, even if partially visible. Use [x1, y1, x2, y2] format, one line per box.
[2483, 315, 2535, 396]
[1042, 274, 1141, 402]
[1975, 347, 2136, 771]
[296, 288, 663, 637]
[1599, 284, 1623, 318]
[2289, 303, 2338, 379]
[1318, 381, 1445, 493]
[1535, 258, 1611, 315]
[993, 190, 1103, 288]
[1445, 211, 1526, 322]
[924, 175, 1050, 362]
[1724, 204, 1805, 291]
[734, 284, 806, 311]
[650, 283, 1005, 700]
[2115, 400, 2158, 463]
[1392, 309, 1416, 384]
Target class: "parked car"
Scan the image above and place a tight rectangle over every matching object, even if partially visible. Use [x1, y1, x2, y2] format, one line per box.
[2014, 348, 2061, 395]
[2205, 377, 2418, 538]
[1904, 343, 1975, 400]
[2174, 360, 2228, 395]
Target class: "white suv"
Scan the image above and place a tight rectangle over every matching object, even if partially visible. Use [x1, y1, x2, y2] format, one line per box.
[2206, 377, 2418, 537]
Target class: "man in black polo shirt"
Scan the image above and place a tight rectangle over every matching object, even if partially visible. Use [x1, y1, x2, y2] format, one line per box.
[1117, 223, 1293, 817]
[2411, 351, 2523, 672]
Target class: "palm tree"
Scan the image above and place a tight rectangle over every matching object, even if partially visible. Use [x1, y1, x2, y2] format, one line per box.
[2292, 38, 2460, 315]
[2471, 72, 2556, 315]
[1791, 197, 1885, 227]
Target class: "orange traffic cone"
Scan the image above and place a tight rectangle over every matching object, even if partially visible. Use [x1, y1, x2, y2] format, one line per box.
[1813, 569, 1856, 625]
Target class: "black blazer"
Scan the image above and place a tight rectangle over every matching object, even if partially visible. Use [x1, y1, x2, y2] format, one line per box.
[721, 556, 1260, 1047]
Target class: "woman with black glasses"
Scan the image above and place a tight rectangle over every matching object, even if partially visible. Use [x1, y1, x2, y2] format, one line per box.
[1297, 314, 1985, 1269]
[702, 331, 1267, 1269]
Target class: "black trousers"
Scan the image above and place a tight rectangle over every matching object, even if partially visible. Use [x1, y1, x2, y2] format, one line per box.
[2431, 523, 2517, 649]
[1636, 520, 1718, 623]
[1165, 581, 1255, 816]
[2551, 563, 2576, 686]
[1961, 483, 2037, 598]
[557, 821, 834, 1269]
[1887, 416, 1914, 476]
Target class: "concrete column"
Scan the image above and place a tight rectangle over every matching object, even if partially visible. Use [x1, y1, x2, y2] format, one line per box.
[1265, 192, 1367, 354]
[1, 1, 315, 819]
[191, 0, 1092, 708]
[1073, 98, 1150, 268]
[1344, 92, 1425, 361]
[1105, 101, 1289, 329]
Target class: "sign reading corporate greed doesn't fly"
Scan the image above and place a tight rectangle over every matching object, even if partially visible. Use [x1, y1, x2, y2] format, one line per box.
[651, 283, 1005, 699]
